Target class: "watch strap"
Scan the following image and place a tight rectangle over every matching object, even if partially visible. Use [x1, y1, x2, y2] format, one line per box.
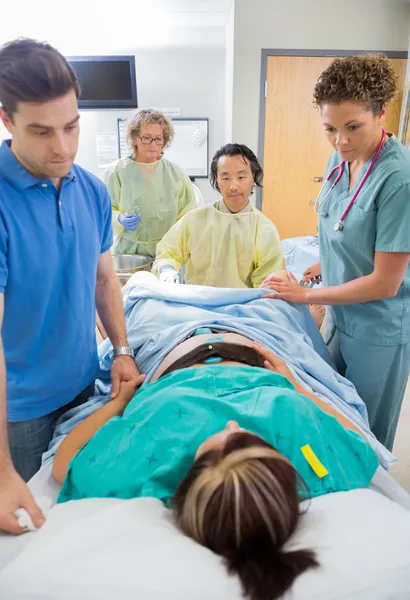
[113, 346, 135, 358]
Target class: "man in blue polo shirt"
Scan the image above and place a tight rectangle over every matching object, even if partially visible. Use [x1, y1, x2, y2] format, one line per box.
[0, 39, 143, 535]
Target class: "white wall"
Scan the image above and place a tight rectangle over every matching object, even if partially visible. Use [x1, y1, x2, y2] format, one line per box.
[0, 120, 10, 141]
[229, 0, 410, 153]
[224, 2, 235, 142]
[76, 42, 225, 204]
[0, 14, 225, 205]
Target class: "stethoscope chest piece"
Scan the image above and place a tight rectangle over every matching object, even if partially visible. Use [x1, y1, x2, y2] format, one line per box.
[334, 221, 344, 232]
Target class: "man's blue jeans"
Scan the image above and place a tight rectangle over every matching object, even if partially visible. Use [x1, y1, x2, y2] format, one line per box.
[8, 382, 95, 482]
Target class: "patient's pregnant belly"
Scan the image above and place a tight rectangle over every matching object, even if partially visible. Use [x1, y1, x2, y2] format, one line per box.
[150, 332, 252, 382]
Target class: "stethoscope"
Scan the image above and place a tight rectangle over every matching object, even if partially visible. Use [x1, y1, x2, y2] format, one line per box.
[314, 128, 386, 232]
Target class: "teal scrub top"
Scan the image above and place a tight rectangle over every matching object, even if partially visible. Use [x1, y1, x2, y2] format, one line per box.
[319, 135, 410, 346]
[58, 366, 379, 505]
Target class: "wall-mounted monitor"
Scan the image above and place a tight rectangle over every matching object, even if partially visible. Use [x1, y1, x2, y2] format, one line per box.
[67, 56, 137, 110]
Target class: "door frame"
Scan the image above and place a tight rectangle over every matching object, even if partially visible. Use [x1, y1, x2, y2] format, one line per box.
[256, 48, 408, 210]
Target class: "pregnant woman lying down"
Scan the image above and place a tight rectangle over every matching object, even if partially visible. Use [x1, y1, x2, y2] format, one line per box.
[53, 340, 378, 600]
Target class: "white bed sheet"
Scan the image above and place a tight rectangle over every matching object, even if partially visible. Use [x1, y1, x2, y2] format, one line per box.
[0, 464, 410, 599]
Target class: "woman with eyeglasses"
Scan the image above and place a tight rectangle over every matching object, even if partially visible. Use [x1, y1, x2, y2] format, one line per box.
[103, 108, 195, 259]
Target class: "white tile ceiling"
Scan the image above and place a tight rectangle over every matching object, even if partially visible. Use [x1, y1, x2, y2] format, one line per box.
[156, 0, 233, 23]
[1, 0, 232, 52]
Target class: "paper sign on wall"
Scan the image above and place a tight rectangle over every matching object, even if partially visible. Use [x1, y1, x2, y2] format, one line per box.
[96, 133, 119, 169]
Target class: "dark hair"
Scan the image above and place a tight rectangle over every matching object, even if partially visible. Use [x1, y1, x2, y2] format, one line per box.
[210, 143, 263, 193]
[313, 53, 397, 115]
[0, 38, 80, 116]
[174, 432, 318, 600]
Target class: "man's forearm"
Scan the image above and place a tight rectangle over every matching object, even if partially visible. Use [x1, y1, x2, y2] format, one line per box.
[95, 275, 128, 347]
[0, 338, 12, 470]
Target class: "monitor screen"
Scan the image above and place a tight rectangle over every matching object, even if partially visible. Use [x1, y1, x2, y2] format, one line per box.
[68, 56, 137, 109]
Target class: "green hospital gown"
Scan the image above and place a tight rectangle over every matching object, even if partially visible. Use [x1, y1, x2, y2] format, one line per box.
[58, 366, 379, 505]
[103, 156, 195, 259]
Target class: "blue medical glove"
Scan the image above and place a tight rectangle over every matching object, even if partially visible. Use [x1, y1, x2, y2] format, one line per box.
[159, 266, 180, 284]
[118, 213, 141, 231]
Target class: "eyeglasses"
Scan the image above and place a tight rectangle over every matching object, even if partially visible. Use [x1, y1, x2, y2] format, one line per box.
[138, 135, 164, 145]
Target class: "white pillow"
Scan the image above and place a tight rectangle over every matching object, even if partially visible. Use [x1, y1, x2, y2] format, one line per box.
[0, 488, 410, 599]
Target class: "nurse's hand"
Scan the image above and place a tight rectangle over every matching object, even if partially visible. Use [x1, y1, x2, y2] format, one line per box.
[260, 272, 309, 303]
[0, 466, 45, 535]
[302, 262, 321, 283]
[111, 355, 145, 400]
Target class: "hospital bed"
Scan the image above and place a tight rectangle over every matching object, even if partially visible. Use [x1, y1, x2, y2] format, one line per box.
[0, 463, 409, 599]
[1, 279, 410, 599]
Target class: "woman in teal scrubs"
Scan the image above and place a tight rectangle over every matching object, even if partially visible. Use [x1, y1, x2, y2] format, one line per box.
[51, 341, 378, 600]
[262, 55, 410, 451]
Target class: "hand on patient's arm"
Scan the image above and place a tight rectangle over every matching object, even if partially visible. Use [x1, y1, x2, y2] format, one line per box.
[0, 296, 44, 535]
[53, 379, 143, 485]
[252, 343, 364, 436]
[260, 272, 310, 302]
[111, 355, 143, 399]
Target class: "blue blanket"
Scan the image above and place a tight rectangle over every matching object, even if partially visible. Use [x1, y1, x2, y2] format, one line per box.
[43, 281, 395, 468]
[282, 235, 320, 283]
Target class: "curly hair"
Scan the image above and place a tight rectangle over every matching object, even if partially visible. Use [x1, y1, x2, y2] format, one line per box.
[210, 143, 263, 194]
[313, 54, 397, 114]
[126, 108, 174, 152]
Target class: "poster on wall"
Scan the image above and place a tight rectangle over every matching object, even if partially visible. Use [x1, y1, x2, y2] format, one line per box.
[117, 121, 129, 161]
[96, 133, 119, 168]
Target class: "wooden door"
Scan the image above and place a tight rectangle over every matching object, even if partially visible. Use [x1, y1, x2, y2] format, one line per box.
[262, 55, 406, 240]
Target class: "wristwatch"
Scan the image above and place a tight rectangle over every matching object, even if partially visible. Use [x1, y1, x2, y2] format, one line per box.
[113, 346, 135, 358]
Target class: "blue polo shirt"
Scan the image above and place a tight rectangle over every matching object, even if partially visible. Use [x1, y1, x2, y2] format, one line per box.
[0, 141, 113, 421]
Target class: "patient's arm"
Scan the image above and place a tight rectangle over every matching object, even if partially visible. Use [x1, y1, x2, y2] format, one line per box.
[252, 343, 364, 437]
[52, 381, 139, 484]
